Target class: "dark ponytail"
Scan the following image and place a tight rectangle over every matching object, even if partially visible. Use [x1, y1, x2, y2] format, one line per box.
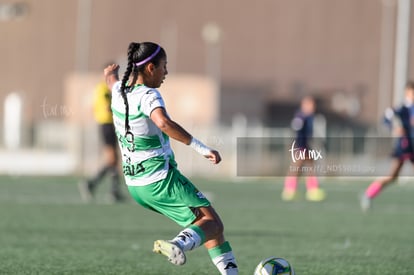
[119, 42, 167, 149]
[120, 42, 140, 134]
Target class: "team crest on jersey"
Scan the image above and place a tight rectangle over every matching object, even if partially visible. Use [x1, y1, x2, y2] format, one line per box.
[196, 191, 206, 199]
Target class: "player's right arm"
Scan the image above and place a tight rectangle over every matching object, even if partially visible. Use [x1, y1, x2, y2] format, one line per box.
[104, 64, 120, 90]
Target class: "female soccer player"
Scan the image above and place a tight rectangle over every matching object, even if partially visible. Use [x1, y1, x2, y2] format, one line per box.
[281, 96, 326, 202]
[360, 82, 414, 211]
[104, 42, 238, 274]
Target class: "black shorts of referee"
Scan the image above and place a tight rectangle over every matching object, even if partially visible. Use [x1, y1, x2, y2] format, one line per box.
[100, 123, 117, 146]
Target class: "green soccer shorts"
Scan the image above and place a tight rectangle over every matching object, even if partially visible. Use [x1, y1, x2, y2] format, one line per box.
[127, 166, 211, 227]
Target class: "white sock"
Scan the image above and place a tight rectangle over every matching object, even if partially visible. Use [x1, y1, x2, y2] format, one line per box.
[171, 227, 203, 251]
[212, 251, 238, 275]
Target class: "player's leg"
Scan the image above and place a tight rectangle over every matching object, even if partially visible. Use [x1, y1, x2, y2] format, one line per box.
[127, 181, 188, 265]
[86, 145, 114, 188]
[360, 158, 404, 211]
[106, 144, 124, 202]
[281, 159, 303, 201]
[148, 169, 238, 273]
[78, 159, 111, 202]
[92, 124, 124, 202]
[170, 206, 221, 252]
[196, 207, 238, 275]
[103, 124, 124, 202]
[304, 159, 325, 202]
[164, 206, 237, 274]
[129, 168, 202, 265]
[79, 124, 115, 201]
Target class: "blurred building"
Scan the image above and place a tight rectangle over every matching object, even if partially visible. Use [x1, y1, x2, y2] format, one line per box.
[1, 0, 413, 175]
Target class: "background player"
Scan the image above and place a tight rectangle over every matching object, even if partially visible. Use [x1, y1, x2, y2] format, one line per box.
[105, 42, 238, 274]
[78, 68, 124, 203]
[281, 96, 326, 202]
[360, 81, 414, 211]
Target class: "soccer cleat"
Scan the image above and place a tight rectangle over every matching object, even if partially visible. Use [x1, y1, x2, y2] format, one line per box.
[360, 193, 371, 212]
[77, 180, 94, 202]
[281, 189, 297, 201]
[153, 240, 186, 266]
[306, 188, 326, 202]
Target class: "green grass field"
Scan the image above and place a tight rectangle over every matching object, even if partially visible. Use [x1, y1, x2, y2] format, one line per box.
[0, 175, 413, 275]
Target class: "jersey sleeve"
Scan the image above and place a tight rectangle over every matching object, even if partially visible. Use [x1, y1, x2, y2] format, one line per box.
[112, 81, 122, 93]
[140, 89, 165, 116]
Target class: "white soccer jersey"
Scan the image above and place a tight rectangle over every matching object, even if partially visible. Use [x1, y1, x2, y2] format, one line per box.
[111, 81, 174, 186]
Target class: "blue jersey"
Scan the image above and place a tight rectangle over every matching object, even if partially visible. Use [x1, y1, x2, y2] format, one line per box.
[395, 105, 412, 137]
[384, 103, 414, 161]
[384, 103, 414, 138]
[292, 110, 313, 148]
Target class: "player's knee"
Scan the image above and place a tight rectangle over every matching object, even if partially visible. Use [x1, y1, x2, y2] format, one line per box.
[196, 206, 224, 237]
[198, 217, 224, 239]
[210, 217, 224, 237]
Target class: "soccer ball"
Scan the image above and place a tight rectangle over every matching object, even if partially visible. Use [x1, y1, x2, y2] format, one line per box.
[254, 257, 295, 275]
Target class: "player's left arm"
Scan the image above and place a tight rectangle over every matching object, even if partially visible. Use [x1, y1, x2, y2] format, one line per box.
[104, 64, 120, 90]
[150, 107, 221, 164]
[150, 107, 192, 144]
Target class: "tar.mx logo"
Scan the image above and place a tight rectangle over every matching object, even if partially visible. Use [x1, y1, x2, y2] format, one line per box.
[289, 140, 323, 163]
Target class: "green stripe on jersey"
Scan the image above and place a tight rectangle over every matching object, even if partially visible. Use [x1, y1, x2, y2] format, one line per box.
[117, 132, 162, 151]
[111, 107, 148, 120]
